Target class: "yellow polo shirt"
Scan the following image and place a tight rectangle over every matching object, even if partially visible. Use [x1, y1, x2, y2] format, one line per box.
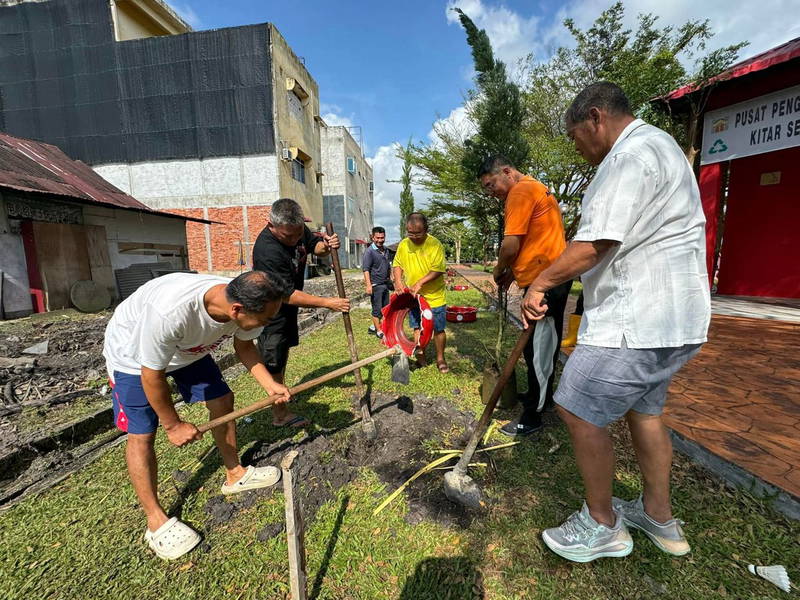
[393, 235, 447, 308]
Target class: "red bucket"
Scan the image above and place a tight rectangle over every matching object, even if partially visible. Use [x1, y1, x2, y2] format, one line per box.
[446, 306, 478, 323]
[451, 284, 470, 291]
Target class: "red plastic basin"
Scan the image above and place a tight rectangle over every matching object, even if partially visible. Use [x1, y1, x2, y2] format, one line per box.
[451, 284, 470, 291]
[446, 306, 478, 323]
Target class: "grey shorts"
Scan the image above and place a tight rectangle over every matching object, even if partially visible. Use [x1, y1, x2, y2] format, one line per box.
[554, 340, 702, 427]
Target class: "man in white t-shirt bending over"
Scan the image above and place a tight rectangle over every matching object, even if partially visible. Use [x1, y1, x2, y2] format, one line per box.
[104, 270, 292, 560]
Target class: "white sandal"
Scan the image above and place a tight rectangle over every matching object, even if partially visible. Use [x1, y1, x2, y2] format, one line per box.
[144, 517, 201, 561]
[221, 465, 281, 495]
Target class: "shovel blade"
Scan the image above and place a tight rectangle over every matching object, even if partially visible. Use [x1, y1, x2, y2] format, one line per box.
[391, 350, 410, 385]
[443, 469, 486, 509]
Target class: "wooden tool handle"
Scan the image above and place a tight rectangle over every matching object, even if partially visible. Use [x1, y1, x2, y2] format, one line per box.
[325, 222, 364, 391]
[197, 346, 397, 433]
[454, 325, 535, 471]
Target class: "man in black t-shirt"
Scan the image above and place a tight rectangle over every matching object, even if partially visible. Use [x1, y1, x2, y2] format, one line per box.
[252, 198, 349, 427]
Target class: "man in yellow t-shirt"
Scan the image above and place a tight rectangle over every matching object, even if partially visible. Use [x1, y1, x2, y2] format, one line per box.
[392, 212, 449, 373]
[479, 155, 571, 438]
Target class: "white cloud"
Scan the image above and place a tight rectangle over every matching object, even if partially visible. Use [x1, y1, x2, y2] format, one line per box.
[428, 105, 476, 149]
[171, 1, 203, 30]
[368, 143, 432, 243]
[320, 103, 355, 128]
[446, 0, 543, 73]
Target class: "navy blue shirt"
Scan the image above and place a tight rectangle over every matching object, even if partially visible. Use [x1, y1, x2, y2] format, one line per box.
[362, 243, 391, 286]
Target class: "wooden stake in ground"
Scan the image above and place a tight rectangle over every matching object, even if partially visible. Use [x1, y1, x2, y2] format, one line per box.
[281, 450, 307, 600]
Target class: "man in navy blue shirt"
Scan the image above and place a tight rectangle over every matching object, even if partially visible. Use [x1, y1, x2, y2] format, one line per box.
[361, 226, 393, 338]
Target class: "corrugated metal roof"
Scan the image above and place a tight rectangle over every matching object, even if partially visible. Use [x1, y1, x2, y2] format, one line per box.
[0, 132, 209, 223]
[662, 37, 800, 102]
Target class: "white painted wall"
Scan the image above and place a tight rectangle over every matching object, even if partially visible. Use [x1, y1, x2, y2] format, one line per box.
[93, 154, 281, 210]
[83, 206, 189, 270]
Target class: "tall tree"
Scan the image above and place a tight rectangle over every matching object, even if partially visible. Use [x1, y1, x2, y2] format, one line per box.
[454, 7, 531, 365]
[396, 139, 415, 235]
[521, 2, 746, 236]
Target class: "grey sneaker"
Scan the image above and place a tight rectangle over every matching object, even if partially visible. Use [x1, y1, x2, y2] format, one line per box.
[542, 502, 633, 563]
[612, 496, 690, 556]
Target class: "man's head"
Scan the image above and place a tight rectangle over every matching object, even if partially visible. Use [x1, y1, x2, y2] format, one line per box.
[267, 198, 305, 246]
[405, 212, 428, 246]
[477, 156, 521, 201]
[225, 270, 291, 330]
[371, 226, 386, 248]
[565, 82, 635, 166]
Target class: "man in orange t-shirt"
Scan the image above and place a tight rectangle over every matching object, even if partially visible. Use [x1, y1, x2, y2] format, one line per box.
[479, 155, 572, 437]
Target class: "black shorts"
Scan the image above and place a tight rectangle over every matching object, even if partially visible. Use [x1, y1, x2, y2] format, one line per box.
[370, 284, 390, 318]
[257, 331, 294, 375]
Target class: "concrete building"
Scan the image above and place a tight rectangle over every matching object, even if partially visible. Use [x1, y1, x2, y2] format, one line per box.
[320, 126, 374, 268]
[0, 132, 199, 318]
[0, 0, 325, 275]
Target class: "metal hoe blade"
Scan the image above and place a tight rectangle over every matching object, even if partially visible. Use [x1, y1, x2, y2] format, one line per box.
[391, 348, 410, 385]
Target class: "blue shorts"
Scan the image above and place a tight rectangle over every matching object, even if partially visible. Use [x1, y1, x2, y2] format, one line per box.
[408, 304, 447, 333]
[110, 354, 231, 434]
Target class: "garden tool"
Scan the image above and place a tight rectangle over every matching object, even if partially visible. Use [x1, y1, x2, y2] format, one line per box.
[443, 323, 534, 509]
[198, 344, 409, 433]
[325, 222, 377, 440]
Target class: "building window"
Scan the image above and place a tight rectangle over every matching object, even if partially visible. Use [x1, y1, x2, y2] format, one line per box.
[288, 91, 304, 121]
[346, 156, 357, 174]
[291, 158, 306, 184]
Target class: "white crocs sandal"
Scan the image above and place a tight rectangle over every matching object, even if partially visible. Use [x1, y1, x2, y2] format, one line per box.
[144, 517, 201, 561]
[221, 465, 281, 495]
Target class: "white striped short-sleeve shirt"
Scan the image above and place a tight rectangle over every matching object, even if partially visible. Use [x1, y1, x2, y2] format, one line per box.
[574, 119, 711, 349]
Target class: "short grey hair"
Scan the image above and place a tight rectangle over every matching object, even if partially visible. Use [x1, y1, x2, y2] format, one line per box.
[565, 82, 632, 127]
[269, 198, 305, 227]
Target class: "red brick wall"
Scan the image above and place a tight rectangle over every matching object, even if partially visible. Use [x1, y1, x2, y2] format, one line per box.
[167, 208, 207, 272]
[168, 206, 275, 272]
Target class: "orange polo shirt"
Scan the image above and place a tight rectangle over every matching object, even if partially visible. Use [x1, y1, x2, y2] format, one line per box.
[504, 176, 566, 288]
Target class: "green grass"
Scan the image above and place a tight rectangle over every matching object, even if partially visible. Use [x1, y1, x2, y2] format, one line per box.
[0, 293, 797, 599]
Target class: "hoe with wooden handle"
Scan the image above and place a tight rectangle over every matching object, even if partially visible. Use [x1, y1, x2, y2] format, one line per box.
[443, 324, 534, 509]
[198, 345, 409, 434]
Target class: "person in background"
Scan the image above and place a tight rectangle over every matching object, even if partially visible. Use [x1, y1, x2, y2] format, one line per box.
[522, 82, 710, 563]
[478, 155, 571, 437]
[362, 226, 393, 339]
[392, 212, 449, 373]
[252, 198, 350, 428]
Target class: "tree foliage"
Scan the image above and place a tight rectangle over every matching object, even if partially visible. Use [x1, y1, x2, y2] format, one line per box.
[395, 139, 415, 235]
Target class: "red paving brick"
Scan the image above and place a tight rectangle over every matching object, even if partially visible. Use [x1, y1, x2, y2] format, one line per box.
[663, 314, 800, 498]
[454, 266, 800, 499]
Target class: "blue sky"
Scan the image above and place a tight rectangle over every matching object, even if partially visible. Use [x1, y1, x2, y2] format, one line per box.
[171, 0, 797, 241]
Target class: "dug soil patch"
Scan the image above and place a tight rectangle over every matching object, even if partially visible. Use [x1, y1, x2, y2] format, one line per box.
[203, 393, 482, 540]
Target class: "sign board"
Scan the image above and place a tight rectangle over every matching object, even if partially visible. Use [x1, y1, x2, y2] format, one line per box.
[701, 84, 800, 165]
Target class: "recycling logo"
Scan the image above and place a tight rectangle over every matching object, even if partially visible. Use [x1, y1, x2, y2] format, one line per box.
[709, 139, 728, 154]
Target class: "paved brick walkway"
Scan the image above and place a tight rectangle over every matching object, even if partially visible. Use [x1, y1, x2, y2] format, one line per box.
[663, 314, 800, 499]
[452, 264, 800, 501]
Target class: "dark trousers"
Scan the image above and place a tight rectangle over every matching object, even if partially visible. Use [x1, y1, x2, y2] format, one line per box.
[520, 280, 572, 424]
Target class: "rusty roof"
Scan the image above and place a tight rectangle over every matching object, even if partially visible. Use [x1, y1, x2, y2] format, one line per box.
[0, 132, 209, 223]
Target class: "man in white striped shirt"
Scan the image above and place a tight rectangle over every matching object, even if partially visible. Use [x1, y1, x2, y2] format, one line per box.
[521, 82, 710, 563]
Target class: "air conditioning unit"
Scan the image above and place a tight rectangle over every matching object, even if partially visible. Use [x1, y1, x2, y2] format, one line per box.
[281, 147, 292, 161]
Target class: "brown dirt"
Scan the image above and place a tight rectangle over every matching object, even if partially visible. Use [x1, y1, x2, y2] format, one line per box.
[202, 392, 482, 541]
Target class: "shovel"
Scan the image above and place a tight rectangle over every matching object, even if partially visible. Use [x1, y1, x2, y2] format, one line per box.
[198, 345, 409, 434]
[443, 324, 534, 509]
[325, 222, 377, 440]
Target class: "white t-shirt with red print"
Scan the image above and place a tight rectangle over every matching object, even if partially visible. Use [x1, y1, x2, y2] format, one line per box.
[103, 273, 262, 378]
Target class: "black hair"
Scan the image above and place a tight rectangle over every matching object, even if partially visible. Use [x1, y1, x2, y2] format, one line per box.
[371, 226, 386, 235]
[225, 270, 291, 313]
[405, 212, 428, 231]
[476, 155, 514, 178]
[565, 81, 632, 126]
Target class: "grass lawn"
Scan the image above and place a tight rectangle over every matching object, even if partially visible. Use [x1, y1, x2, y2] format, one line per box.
[0, 288, 797, 599]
